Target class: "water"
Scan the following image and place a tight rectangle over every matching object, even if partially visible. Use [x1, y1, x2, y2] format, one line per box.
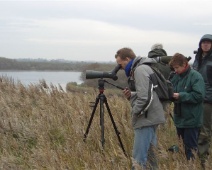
[0, 71, 83, 90]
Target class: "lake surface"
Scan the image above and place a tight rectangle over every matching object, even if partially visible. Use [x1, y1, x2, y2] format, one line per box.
[0, 71, 83, 90]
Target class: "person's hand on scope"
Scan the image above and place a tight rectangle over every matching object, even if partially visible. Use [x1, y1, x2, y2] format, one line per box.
[123, 87, 131, 100]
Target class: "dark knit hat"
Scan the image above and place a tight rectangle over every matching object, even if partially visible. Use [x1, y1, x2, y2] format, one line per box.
[199, 34, 212, 46]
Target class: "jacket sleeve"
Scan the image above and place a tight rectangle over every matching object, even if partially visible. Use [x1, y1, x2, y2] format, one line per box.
[192, 55, 199, 70]
[130, 65, 154, 115]
[179, 72, 205, 103]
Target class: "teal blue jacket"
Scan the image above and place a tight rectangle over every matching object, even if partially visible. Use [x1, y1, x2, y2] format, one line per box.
[170, 67, 205, 128]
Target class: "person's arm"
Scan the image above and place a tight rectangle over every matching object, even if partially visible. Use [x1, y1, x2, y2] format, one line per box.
[131, 65, 153, 115]
[179, 72, 205, 103]
[123, 88, 131, 100]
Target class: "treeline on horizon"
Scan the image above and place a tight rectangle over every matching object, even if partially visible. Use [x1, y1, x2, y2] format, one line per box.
[0, 57, 116, 72]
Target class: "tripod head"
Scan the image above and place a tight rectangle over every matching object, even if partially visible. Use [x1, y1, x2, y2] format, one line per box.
[98, 78, 125, 94]
[98, 79, 105, 93]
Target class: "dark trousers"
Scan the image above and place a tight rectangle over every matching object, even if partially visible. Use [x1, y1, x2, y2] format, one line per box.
[176, 127, 200, 160]
[198, 103, 212, 163]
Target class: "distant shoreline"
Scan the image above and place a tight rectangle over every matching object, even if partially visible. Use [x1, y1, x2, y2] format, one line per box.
[0, 57, 116, 72]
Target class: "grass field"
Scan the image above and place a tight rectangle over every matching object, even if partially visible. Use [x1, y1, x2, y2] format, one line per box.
[0, 77, 211, 170]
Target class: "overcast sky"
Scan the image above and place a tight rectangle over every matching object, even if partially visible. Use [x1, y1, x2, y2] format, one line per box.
[0, 0, 211, 62]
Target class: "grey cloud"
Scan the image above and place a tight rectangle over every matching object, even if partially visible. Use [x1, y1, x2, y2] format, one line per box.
[0, 0, 211, 61]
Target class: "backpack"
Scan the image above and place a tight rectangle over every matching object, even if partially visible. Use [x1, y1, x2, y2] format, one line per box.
[130, 62, 174, 101]
[147, 64, 174, 101]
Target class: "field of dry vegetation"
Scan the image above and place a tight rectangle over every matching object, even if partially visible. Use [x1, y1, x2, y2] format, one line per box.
[0, 76, 211, 170]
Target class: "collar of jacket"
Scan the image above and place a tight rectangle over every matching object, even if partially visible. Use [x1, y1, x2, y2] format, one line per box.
[125, 59, 134, 77]
[179, 65, 191, 78]
[197, 49, 212, 60]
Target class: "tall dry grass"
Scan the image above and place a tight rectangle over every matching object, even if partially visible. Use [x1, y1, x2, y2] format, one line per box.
[0, 76, 211, 170]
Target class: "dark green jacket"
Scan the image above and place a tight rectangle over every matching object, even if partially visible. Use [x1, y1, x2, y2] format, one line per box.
[170, 67, 205, 128]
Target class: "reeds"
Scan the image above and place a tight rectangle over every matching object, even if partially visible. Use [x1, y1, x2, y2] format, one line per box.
[0, 76, 211, 169]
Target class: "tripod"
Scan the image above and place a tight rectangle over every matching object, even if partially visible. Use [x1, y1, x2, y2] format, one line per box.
[83, 79, 127, 156]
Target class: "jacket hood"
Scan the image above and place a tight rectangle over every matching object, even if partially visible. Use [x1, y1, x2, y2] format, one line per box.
[199, 34, 212, 46]
[148, 48, 167, 58]
[131, 57, 156, 69]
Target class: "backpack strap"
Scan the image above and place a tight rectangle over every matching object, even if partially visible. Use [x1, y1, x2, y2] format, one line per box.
[130, 58, 142, 77]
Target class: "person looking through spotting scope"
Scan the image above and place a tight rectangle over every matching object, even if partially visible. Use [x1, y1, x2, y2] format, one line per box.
[115, 47, 165, 170]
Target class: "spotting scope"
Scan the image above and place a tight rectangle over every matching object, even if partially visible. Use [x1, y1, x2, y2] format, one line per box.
[86, 64, 121, 81]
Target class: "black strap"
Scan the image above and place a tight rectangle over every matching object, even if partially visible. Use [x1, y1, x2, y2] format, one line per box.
[145, 111, 148, 118]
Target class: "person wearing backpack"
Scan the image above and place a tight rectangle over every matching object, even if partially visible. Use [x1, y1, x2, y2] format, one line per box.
[169, 53, 205, 160]
[147, 44, 173, 126]
[115, 47, 165, 170]
[147, 43, 172, 80]
[193, 34, 212, 168]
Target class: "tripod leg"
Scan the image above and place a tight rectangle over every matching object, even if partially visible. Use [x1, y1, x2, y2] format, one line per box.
[104, 98, 127, 156]
[99, 94, 105, 149]
[83, 96, 99, 141]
